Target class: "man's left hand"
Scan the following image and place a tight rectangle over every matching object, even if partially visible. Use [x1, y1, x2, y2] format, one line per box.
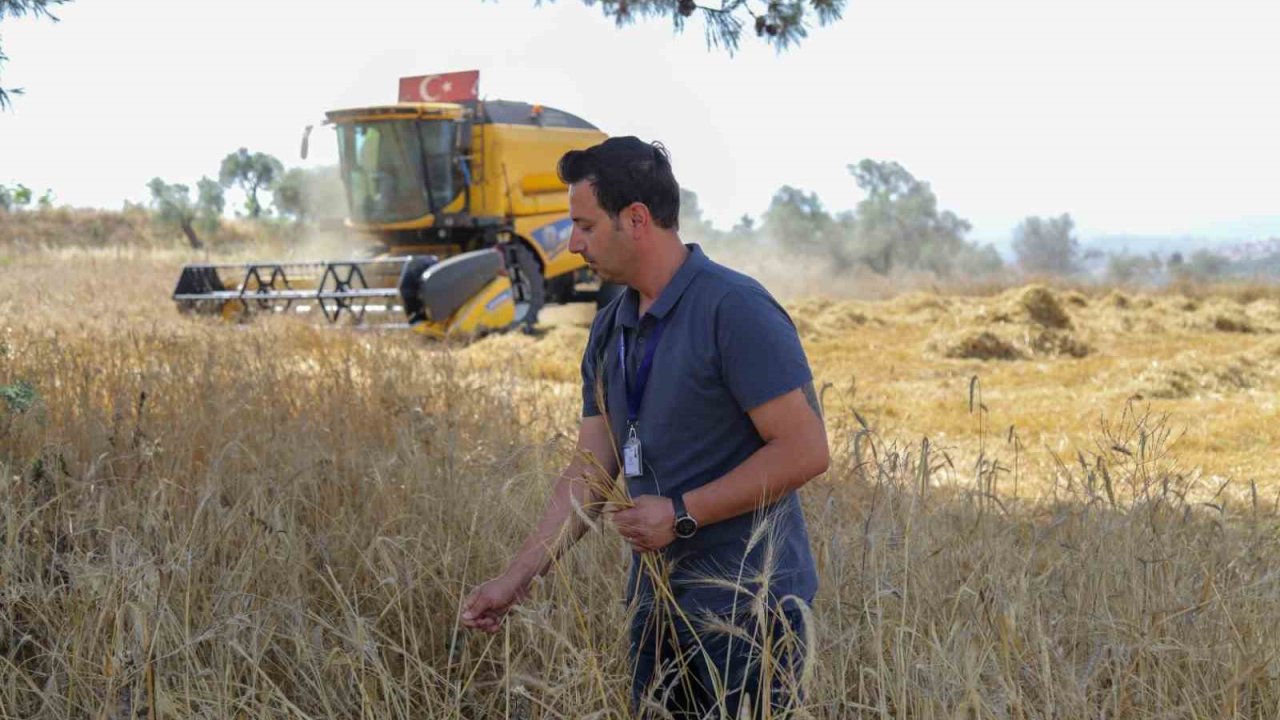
[612, 495, 676, 553]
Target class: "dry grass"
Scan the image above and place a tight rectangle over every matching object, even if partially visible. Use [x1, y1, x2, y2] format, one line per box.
[0, 207, 278, 253]
[787, 285, 1280, 483]
[3, 246, 1280, 717]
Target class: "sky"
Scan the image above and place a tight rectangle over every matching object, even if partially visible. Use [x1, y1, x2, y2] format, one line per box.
[1, 0, 1278, 246]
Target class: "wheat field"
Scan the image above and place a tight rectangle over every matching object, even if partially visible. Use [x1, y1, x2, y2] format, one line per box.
[3, 244, 1280, 718]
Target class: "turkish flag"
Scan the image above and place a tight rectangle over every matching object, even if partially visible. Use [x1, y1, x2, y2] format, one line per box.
[398, 70, 480, 103]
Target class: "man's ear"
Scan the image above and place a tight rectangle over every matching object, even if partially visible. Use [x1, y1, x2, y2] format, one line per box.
[626, 203, 650, 237]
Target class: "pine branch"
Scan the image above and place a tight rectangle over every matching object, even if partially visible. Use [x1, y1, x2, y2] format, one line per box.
[0, 0, 72, 110]
[0, 0, 69, 21]
[0, 41, 17, 110]
[534, 0, 845, 55]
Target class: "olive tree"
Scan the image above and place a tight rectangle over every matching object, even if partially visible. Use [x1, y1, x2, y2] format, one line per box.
[219, 148, 284, 219]
[1012, 214, 1081, 276]
[148, 177, 225, 250]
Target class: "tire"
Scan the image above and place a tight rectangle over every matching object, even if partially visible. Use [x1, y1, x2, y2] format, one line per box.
[544, 273, 576, 305]
[597, 281, 626, 311]
[507, 243, 546, 328]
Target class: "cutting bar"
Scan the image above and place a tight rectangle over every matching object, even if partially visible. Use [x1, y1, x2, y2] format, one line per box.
[172, 257, 415, 323]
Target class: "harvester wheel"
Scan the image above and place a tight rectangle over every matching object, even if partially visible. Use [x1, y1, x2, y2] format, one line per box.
[507, 243, 546, 329]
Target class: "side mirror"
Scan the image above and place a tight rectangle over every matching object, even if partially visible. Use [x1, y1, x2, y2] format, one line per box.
[300, 124, 314, 159]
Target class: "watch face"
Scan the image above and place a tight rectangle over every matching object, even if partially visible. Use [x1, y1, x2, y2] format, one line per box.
[675, 516, 697, 538]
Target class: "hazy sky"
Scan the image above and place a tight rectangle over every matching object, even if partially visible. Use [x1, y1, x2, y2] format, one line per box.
[1, 0, 1277, 244]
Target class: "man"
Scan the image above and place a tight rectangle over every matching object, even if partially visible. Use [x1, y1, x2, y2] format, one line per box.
[460, 137, 828, 717]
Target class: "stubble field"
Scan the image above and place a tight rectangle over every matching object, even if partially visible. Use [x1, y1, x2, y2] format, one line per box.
[3, 244, 1280, 718]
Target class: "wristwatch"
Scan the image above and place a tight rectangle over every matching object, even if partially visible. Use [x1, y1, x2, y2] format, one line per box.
[672, 493, 698, 539]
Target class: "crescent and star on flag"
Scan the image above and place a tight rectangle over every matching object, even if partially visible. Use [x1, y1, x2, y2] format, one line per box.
[401, 71, 481, 103]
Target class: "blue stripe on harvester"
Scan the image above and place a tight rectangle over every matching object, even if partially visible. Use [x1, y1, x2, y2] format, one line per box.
[531, 218, 573, 257]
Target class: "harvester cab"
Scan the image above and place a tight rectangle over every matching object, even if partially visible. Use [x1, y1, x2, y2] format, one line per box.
[172, 70, 609, 337]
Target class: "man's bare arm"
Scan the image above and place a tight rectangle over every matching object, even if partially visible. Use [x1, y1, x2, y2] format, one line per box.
[612, 386, 828, 552]
[460, 415, 619, 632]
[682, 387, 828, 527]
[503, 414, 620, 583]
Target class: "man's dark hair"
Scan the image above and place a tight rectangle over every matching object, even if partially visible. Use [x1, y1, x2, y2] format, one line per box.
[557, 136, 680, 230]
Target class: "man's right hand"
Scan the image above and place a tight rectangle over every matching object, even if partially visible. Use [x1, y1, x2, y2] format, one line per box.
[460, 572, 530, 634]
[459, 417, 617, 635]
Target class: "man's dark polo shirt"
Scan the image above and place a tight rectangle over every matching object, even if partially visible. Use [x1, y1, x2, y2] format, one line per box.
[581, 244, 819, 619]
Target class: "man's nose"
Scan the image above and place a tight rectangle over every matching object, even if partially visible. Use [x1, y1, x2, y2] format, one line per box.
[568, 228, 585, 254]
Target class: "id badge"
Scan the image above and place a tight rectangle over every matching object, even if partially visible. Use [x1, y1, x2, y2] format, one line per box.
[623, 427, 644, 478]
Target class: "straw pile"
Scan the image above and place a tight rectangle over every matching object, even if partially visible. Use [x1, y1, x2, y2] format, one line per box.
[1007, 285, 1073, 329]
[881, 292, 952, 324]
[939, 330, 1025, 361]
[1190, 298, 1256, 334]
[1092, 294, 1184, 334]
[1132, 352, 1260, 399]
[785, 298, 880, 342]
[1131, 337, 1280, 398]
[1061, 290, 1089, 308]
[1101, 290, 1132, 310]
[931, 285, 1091, 361]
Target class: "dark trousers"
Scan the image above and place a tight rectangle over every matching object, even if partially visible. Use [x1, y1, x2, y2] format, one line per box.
[630, 606, 808, 719]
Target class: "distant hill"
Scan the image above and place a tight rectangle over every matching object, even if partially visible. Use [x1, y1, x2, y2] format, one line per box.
[1074, 232, 1280, 282]
[1083, 234, 1280, 262]
[1082, 234, 1215, 258]
[1216, 237, 1280, 263]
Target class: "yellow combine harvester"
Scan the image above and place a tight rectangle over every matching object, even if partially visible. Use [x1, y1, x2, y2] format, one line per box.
[172, 70, 610, 336]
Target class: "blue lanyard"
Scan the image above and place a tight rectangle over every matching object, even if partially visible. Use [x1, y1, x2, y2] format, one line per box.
[618, 317, 668, 425]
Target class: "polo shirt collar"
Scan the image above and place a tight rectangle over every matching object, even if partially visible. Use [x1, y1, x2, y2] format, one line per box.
[615, 244, 708, 328]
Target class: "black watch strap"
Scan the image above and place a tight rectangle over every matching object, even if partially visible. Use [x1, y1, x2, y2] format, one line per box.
[672, 493, 688, 520]
[672, 493, 698, 538]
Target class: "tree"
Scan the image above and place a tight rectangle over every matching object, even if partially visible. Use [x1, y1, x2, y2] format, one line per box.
[1105, 251, 1162, 285]
[1012, 213, 1080, 275]
[677, 187, 720, 241]
[762, 185, 852, 267]
[554, 0, 847, 53]
[847, 159, 974, 275]
[1177, 249, 1231, 281]
[148, 176, 224, 250]
[272, 165, 345, 226]
[726, 213, 760, 246]
[953, 243, 1005, 278]
[6, 182, 31, 209]
[0, 0, 70, 110]
[195, 177, 225, 237]
[219, 148, 284, 219]
[272, 167, 307, 224]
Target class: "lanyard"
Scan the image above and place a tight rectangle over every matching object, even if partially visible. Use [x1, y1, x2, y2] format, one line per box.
[618, 317, 668, 425]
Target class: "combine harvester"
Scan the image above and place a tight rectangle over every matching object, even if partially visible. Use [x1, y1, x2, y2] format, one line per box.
[172, 70, 613, 337]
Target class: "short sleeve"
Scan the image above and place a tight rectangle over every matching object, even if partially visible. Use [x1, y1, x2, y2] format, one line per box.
[715, 286, 813, 412]
[580, 310, 611, 418]
[581, 348, 602, 417]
